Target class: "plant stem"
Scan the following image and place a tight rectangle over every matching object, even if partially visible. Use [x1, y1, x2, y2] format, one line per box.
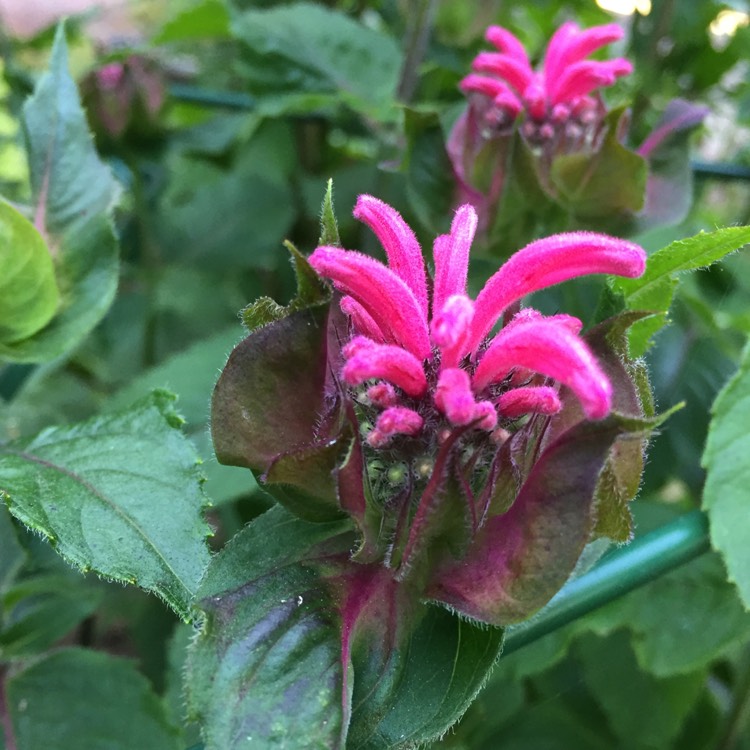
[0, 666, 18, 750]
[716, 645, 750, 750]
[396, 0, 436, 103]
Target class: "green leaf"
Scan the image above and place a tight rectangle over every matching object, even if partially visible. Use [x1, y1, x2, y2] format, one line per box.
[0, 201, 59, 344]
[212, 302, 347, 520]
[577, 632, 705, 750]
[403, 108, 455, 235]
[703, 338, 750, 609]
[319, 178, 341, 246]
[108, 327, 251, 505]
[155, 0, 231, 42]
[1, 573, 103, 657]
[4, 648, 180, 749]
[0, 25, 119, 363]
[551, 108, 647, 221]
[348, 607, 504, 750]
[613, 225, 750, 356]
[231, 2, 401, 123]
[187, 505, 354, 750]
[0, 391, 211, 620]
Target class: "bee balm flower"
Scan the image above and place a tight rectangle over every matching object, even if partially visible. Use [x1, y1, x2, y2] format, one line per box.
[461, 21, 632, 146]
[309, 196, 645, 450]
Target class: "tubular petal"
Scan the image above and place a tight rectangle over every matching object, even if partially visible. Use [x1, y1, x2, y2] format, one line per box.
[374, 407, 424, 439]
[466, 232, 646, 356]
[353, 195, 429, 317]
[433, 205, 477, 315]
[485, 25, 531, 68]
[309, 247, 432, 359]
[460, 74, 523, 112]
[560, 23, 624, 67]
[473, 400, 499, 431]
[431, 295, 475, 368]
[498, 386, 562, 418]
[340, 296, 385, 342]
[542, 21, 579, 87]
[472, 52, 535, 95]
[367, 382, 397, 407]
[550, 59, 633, 105]
[434, 368, 478, 426]
[473, 319, 612, 419]
[342, 343, 428, 398]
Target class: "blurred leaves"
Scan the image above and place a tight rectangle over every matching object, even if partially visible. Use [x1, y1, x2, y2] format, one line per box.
[703, 338, 750, 610]
[0, 25, 119, 363]
[4, 648, 181, 750]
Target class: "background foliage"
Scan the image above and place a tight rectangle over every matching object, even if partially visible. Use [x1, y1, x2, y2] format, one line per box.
[1, 0, 750, 748]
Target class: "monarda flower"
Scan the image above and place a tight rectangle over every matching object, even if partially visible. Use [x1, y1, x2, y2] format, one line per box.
[461, 22, 631, 148]
[208, 192, 655, 743]
[212, 192, 651, 628]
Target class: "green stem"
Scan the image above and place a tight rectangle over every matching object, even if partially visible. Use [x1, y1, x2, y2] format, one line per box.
[502, 510, 710, 654]
[716, 645, 750, 750]
[396, 0, 437, 103]
[0, 666, 18, 750]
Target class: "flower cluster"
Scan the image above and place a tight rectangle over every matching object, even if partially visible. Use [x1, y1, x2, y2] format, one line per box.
[460, 21, 632, 148]
[309, 195, 645, 452]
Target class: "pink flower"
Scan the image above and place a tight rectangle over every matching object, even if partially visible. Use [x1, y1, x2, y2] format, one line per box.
[309, 195, 645, 448]
[460, 21, 632, 144]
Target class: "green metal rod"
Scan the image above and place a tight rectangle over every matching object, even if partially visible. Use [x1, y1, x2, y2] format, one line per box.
[502, 510, 711, 655]
[168, 84, 256, 110]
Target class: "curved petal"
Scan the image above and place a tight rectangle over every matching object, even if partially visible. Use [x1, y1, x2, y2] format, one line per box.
[497, 385, 562, 418]
[560, 23, 625, 67]
[485, 25, 531, 68]
[309, 247, 431, 359]
[432, 205, 477, 316]
[466, 232, 646, 356]
[550, 59, 632, 105]
[368, 406, 423, 446]
[542, 21, 579, 88]
[460, 74, 523, 114]
[353, 195, 429, 318]
[340, 295, 385, 342]
[472, 52, 535, 96]
[473, 318, 612, 420]
[342, 342, 428, 397]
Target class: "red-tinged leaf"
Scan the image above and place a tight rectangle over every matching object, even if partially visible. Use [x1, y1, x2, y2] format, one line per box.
[426, 417, 627, 625]
[212, 301, 345, 515]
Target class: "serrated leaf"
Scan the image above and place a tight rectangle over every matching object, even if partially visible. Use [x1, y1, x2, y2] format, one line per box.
[0, 201, 59, 344]
[5, 648, 181, 750]
[0, 505, 25, 592]
[702, 339, 750, 609]
[0, 25, 119, 363]
[612, 225, 750, 356]
[0, 391, 211, 620]
[187, 505, 354, 750]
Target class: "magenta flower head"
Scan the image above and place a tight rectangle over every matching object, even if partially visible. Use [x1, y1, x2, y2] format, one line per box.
[461, 22, 631, 148]
[209, 191, 657, 741]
